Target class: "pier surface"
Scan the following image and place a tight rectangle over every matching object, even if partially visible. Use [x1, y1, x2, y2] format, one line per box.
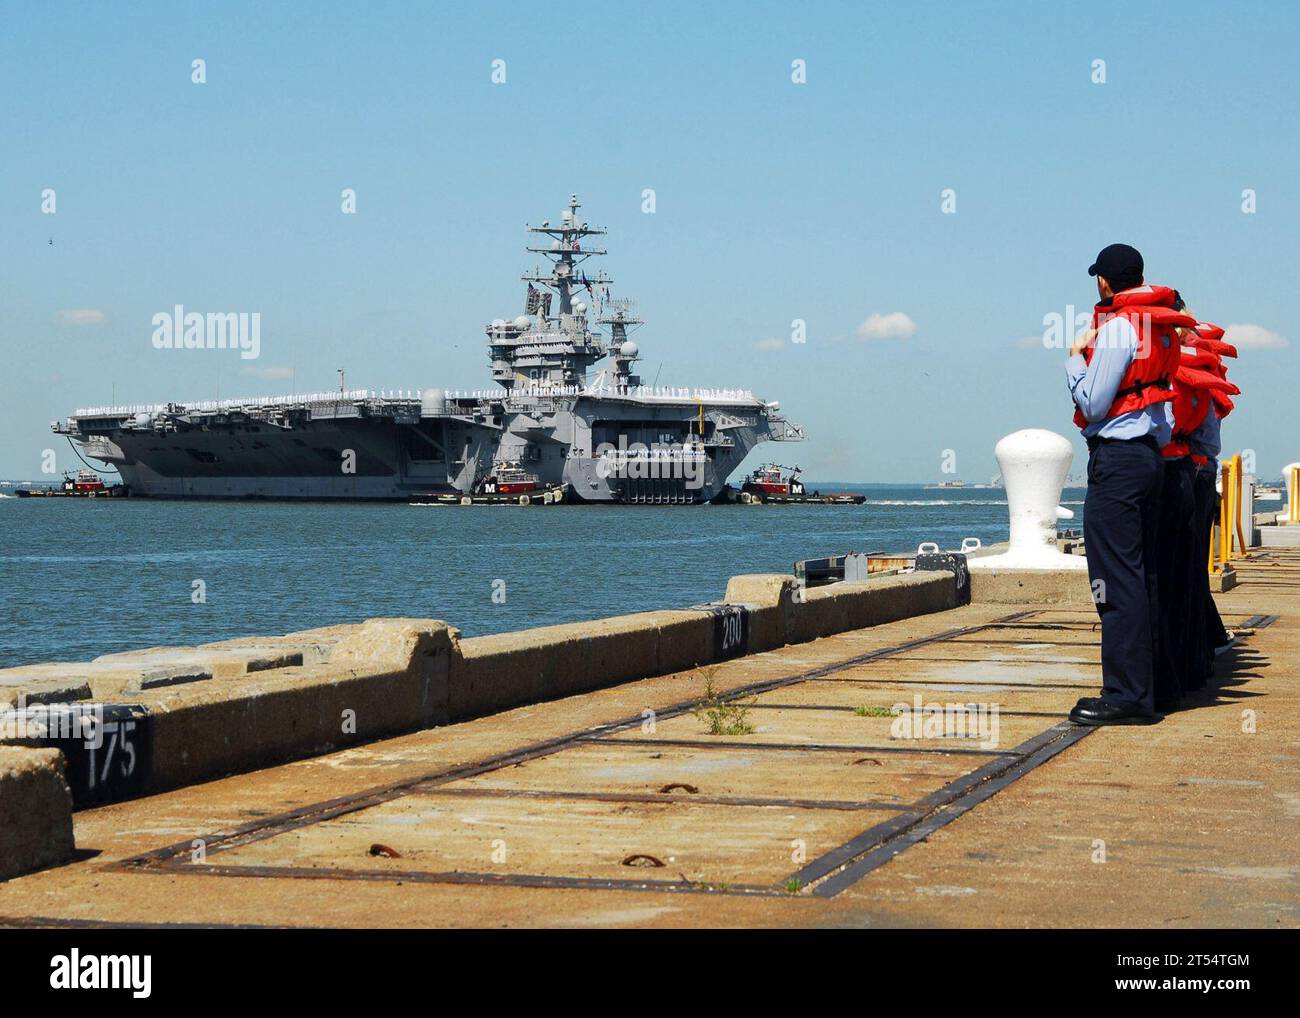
[1, 550, 1296, 928]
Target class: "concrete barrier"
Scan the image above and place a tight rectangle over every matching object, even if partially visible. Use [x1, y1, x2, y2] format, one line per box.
[130, 619, 454, 795]
[449, 609, 715, 721]
[969, 567, 1095, 605]
[0, 747, 75, 881]
[723, 574, 798, 651]
[725, 571, 959, 646]
[1258, 521, 1300, 548]
[1, 619, 454, 805]
[792, 572, 959, 643]
[448, 571, 960, 717]
[1210, 568, 1239, 593]
[1, 669, 93, 709]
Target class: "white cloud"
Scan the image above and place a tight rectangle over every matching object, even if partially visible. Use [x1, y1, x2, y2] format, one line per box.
[240, 365, 294, 381]
[752, 337, 785, 351]
[53, 309, 106, 326]
[1224, 323, 1288, 349]
[856, 311, 917, 341]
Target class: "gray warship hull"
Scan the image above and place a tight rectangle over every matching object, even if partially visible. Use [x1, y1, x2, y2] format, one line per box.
[55, 195, 804, 503]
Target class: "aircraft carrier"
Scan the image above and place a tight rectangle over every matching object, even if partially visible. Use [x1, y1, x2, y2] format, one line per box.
[54, 196, 804, 504]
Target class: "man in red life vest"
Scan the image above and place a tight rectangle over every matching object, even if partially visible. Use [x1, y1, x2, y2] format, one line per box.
[1177, 323, 1240, 684]
[1066, 244, 1194, 725]
[1150, 304, 1239, 709]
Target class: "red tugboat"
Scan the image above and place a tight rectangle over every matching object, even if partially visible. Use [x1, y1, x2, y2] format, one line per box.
[485, 462, 540, 496]
[737, 464, 864, 505]
[70, 470, 108, 494]
[15, 469, 129, 498]
[745, 463, 806, 498]
[417, 462, 565, 505]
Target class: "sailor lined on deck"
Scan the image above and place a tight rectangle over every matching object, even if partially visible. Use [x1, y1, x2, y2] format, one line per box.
[1181, 326, 1241, 669]
[1189, 407, 1232, 658]
[1065, 244, 1193, 726]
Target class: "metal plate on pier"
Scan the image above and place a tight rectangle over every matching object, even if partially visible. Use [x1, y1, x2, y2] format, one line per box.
[914, 552, 971, 605]
[689, 603, 750, 660]
[5, 703, 153, 808]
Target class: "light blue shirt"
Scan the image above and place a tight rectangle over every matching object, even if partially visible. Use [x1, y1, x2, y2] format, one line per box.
[1066, 315, 1171, 443]
[1189, 403, 1222, 465]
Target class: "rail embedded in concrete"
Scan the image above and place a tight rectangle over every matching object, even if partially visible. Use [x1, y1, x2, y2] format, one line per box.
[102, 609, 1098, 898]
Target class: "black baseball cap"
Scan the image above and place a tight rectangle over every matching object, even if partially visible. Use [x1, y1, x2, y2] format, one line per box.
[1088, 243, 1144, 289]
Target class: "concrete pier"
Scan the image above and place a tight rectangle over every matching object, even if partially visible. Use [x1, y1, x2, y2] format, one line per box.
[0, 548, 1295, 927]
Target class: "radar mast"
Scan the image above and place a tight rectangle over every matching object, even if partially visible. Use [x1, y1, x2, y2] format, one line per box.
[523, 193, 611, 321]
[599, 298, 643, 389]
[486, 194, 614, 390]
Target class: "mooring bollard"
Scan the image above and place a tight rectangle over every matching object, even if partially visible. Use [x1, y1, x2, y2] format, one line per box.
[967, 428, 1088, 572]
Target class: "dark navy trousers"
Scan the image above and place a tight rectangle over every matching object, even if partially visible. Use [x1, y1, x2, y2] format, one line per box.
[1154, 457, 1197, 703]
[1193, 463, 1230, 657]
[1083, 436, 1164, 712]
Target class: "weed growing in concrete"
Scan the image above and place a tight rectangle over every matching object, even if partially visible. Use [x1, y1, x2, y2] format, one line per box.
[692, 667, 755, 736]
[853, 705, 901, 718]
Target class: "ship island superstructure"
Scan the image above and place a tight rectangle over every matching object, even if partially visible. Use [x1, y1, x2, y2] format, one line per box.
[54, 195, 804, 503]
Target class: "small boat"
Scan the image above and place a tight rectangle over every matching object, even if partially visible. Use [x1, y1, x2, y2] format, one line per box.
[15, 469, 129, 498]
[736, 464, 864, 505]
[743, 463, 806, 498]
[412, 464, 566, 505]
[483, 462, 541, 496]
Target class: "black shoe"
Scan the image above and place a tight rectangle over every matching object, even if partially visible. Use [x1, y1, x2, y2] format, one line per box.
[1213, 632, 1238, 656]
[1068, 699, 1159, 726]
[1154, 697, 1179, 714]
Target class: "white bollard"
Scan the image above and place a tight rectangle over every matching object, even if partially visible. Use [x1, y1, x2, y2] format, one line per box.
[967, 428, 1088, 571]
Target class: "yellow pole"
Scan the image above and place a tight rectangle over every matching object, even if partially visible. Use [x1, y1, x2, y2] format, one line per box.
[1291, 466, 1300, 524]
[1226, 455, 1238, 559]
[1232, 453, 1246, 555]
[1219, 464, 1231, 566]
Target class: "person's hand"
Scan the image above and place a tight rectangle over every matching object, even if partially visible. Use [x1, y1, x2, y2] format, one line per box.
[1069, 327, 1096, 357]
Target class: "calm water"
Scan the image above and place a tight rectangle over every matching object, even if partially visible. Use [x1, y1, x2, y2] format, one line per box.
[0, 484, 1085, 667]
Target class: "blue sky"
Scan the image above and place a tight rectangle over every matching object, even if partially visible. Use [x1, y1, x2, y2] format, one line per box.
[2, 0, 1296, 482]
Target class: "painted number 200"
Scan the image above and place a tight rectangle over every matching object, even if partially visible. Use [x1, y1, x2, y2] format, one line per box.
[719, 611, 744, 651]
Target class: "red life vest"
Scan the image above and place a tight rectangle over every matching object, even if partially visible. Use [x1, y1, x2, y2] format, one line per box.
[1192, 322, 1238, 419]
[1072, 285, 1193, 431]
[1187, 322, 1236, 358]
[1162, 321, 1240, 457]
